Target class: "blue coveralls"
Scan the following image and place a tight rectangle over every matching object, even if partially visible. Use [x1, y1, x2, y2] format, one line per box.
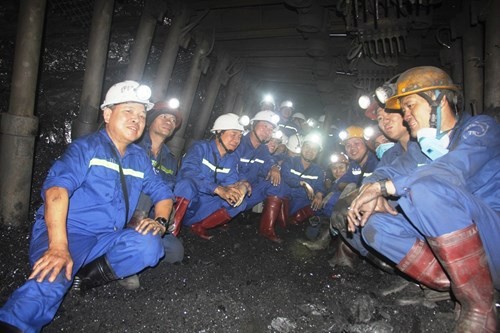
[361, 114, 500, 289]
[235, 134, 283, 207]
[341, 141, 426, 257]
[136, 132, 183, 263]
[278, 120, 300, 137]
[0, 130, 173, 333]
[281, 156, 326, 214]
[174, 140, 247, 226]
[322, 151, 379, 256]
[322, 151, 379, 218]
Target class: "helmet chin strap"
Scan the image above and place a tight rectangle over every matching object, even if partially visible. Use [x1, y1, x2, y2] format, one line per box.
[217, 132, 234, 154]
[418, 90, 444, 135]
[252, 127, 270, 145]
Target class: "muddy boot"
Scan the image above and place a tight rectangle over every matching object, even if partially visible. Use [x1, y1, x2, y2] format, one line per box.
[379, 278, 413, 297]
[328, 238, 360, 268]
[277, 197, 289, 229]
[365, 252, 395, 274]
[396, 238, 450, 291]
[301, 226, 331, 251]
[171, 197, 189, 237]
[72, 255, 118, 293]
[0, 321, 22, 333]
[428, 224, 497, 333]
[191, 208, 232, 240]
[330, 211, 347, 234]
[117, 274, 140, 290]
[259, 196, 283, 243]
[289, 205, 314, 225]
[396, 283, 453, 309]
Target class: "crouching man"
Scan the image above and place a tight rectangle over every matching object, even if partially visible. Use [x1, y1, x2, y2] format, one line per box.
[0, 81, 174, 333]
[173, 113, 250, 240]
[348, 66, 499, 332]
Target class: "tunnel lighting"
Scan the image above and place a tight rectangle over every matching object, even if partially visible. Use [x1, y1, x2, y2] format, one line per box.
[375, 83, 396, 104]
[239, 115, 250, 126]
[167, 98, 180, 109]
[363, 126, 375, 140]
[358, 95, 372, 110]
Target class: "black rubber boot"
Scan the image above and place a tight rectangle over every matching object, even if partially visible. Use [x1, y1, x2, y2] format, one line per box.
[0, 320, 22, 333]
[72, 255, 118, 294]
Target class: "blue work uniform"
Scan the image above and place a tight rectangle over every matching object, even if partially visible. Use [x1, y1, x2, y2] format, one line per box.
[136, 132, 178, 190]
[235, 134, 283, 207]
[136, 131, 183, 264]
[174, 140, 247, 226]
[322, 151, 379, 218]
[322, 151, 379, 256]
[0, 129, 173, 333]
[376, 141, 407, 169]
[278, 119, 300, 137]
[281, 156, 326, 214]
[361, 114, 500, 289]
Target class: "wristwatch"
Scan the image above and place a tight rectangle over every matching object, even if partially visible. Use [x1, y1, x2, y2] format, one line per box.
[378, 179, 389, 197]
[155, 217, 169, 229]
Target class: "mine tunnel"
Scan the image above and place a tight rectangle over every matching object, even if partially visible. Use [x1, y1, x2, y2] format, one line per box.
[0, 0, 499, 332]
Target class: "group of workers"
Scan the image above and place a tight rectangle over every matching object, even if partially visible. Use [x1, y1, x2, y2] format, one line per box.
[0, 65, 498, 333]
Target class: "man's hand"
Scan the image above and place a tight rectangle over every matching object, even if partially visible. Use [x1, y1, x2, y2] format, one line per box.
[29, 245, 73, 283]
[311, 192, 324, 211]
[229, 181, 251, 207]
[215, 185, 244, 206]
[346, 181, 397, 232]
[266, 165, 281, 186]
[300, 181, 315, 200]
[134, 217, 166, 236]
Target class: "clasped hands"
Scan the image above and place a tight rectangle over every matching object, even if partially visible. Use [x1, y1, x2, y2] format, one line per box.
[215, 181, 252, 207]
[346, 181, 398, 233]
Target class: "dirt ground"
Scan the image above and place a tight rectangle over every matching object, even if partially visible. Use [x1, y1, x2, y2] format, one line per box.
[1, 215, 460, 333]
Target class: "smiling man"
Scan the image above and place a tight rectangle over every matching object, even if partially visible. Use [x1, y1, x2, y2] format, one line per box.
[348, 66, 499, 332]
[0, 81, 174, 333]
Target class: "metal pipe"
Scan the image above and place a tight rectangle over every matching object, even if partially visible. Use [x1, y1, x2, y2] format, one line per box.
[72, 0, 115, 139]
[462, 25, 483, 115]
[126, 0, 161, 81]
[0, 0, 46, 226]
[167, 35, 212, 157]
[152, 1, 189, 102]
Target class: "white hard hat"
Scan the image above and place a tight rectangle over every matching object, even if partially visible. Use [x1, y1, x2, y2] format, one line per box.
[303, 132, 323, 151]
[211, 113, 246, 133]
[286, 133, 302, 154]
[100, 80, 154, 111]
[260, 94, 276, 108]
[280, 100, 294, 109]
[250, 110, 280, 128]
[271, 129, 284, 141]
[292, 112, 307, 121]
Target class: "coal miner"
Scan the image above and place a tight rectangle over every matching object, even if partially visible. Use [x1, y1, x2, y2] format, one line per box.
[173, 113, 250, 240]
[348, 66, 499, 332]
[118, 98, 185, 291]
[0, 81, 174, 333]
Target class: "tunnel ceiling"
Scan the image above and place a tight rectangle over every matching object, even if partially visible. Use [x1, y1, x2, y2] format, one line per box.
[1, 0, 475, 122]
[182, 0, 466, 118]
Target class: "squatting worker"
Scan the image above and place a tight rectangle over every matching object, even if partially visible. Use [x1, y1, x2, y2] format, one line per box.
[0, 80, 174, 333]
[348, 66, 499, 332]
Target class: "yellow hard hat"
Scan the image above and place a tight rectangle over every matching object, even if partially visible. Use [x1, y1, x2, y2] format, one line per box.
[339, 126, 364, 143]
[385, 66, 459, 109]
